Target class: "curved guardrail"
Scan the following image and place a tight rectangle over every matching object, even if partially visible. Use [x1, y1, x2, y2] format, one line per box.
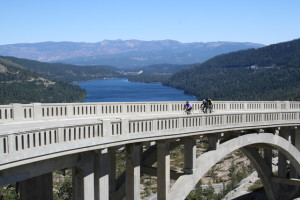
[1, 101, 299, 123]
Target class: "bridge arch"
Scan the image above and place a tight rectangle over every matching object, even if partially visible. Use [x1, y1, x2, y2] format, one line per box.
[169, 132, 300, 200]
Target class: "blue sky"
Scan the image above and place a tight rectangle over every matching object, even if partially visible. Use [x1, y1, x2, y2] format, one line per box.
[1, 0, 300, 45]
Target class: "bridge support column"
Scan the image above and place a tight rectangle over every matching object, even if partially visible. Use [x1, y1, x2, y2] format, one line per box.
[94, 149, 109, 200]
[73, 166, 84, 200]
[19, 172, 53, 200]
[242, 146, 279, 200]
[83, 151, 95, 200]
[184, 137, 196, 174]
[277, 127, 300, 198]
[208, 133, 221, 150]
[278, 128, 290, 191]
[157, 141, 170, 200]
[294, 127, 300, 195]
[295, 127, 300, 151]
[108, 148, 117, 193]
[126, 143, 141, 200]
[264, 148, 273, 170]
[288, 128, 299, 196]
[72, 151, 95, 200]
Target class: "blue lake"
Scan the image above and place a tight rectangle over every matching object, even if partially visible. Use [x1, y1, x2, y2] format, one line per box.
[75, 79, 197, 102]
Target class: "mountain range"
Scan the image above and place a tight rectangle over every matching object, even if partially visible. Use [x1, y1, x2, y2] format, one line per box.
[0, 40, 264, 68]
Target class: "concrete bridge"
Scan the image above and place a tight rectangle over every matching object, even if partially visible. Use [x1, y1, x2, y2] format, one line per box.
[1, 101, 300, 200]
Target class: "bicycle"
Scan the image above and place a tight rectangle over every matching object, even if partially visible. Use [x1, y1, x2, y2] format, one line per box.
[183, 108, 193, 115]
[201, 103, 213, 114]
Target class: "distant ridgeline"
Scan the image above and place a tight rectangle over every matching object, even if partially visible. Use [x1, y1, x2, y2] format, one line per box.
[0, 56, 121, 83]
[126, 64, 187, 83]
[0, 40, 264, 67]
[163, 38, 300, 101]
[0, 57, 87, 104]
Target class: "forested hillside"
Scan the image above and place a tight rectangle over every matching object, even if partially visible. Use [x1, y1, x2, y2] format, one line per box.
[140, 63, 186, 74]
[0, 57, 86, 104]
[164, 38, 300, 100]
[127, 64, 186, 83]
[0, 56, 121, 83]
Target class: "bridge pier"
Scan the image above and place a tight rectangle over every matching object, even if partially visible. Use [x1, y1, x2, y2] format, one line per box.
[289, 128, 300, 197]
[108, 148, 117, 194]
[278, 128, 290, 193]
[263, 148, 272, 169]
[72, 151, 95, 200]
[279, 127, 300, 197]
[126, 143, 141, 200]
[19, 172, 53, 200]
[292, 126, 300, 176]
[83, 151, 95, 200]
[295, 127, 300, 151]
[293, 127, 300, 196]
[94, 149, 109, 200]
[184, 137, 196, 174]
[73, 166, 84, 200]
[157, 141, 170, 200]
[207, 133, 221, 150]
[242, 146, 279, 200]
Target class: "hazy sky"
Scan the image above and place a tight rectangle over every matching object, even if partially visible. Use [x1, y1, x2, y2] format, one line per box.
[1, 0, 300, 45]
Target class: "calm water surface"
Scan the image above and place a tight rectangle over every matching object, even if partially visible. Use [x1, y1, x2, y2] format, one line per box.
[75, 79, 197, 102]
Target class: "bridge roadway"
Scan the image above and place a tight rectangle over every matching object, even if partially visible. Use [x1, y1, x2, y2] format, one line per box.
[1, 101, 300, 200]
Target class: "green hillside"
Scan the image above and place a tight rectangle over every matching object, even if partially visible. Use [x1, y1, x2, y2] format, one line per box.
[140, 64, 187, 74]
[0, 56, 121, 83]
[163, 38, 300, 101]
[126, 64, 185, 83]
[0, 57, 86, 104]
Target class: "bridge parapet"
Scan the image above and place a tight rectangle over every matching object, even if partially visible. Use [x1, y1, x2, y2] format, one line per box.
[1, 101, 299, 123]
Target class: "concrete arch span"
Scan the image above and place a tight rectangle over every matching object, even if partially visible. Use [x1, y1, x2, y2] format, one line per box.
[169, 132, 300, 200]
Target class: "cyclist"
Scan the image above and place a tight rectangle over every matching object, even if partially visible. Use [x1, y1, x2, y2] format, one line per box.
[201, 98, 213, 113]
[201, 99, 207, 113]
[206, 97, 213, 112]
[184, 101, 192, 114]
[206, 97, 213, 108]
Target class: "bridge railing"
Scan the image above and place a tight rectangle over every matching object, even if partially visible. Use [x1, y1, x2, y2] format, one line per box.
[1, 109, 300, 169]
[0, 101, 300, 123]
